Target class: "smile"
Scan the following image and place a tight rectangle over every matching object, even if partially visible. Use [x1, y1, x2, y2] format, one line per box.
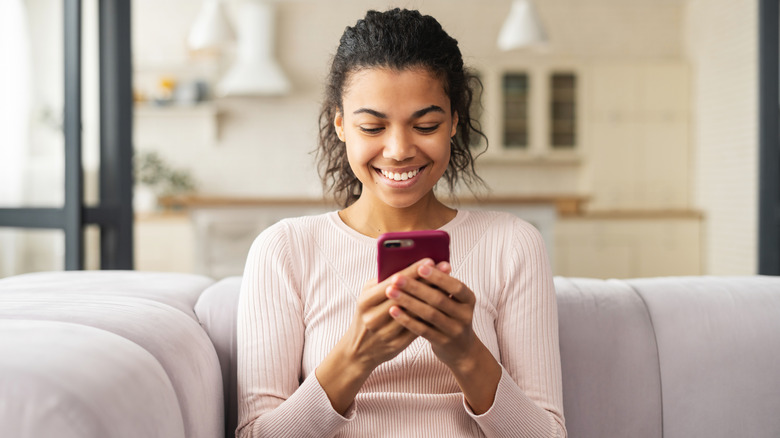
[379, 167, 424, 182]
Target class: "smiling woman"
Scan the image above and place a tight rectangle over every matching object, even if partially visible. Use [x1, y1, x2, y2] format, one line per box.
[317, 10, 486, 211]
[237, 8, 566, 438]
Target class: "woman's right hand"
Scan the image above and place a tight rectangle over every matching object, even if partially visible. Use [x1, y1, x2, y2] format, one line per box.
[315, 258, 441, 415]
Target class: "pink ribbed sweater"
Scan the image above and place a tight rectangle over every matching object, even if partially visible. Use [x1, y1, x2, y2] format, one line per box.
[236, 210, 566, 437]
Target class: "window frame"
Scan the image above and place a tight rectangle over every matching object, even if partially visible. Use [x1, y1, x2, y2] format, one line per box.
[0, 0, 134, 271]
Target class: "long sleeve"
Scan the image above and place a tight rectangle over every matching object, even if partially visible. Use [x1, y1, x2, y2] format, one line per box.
[466, 219, 566, 438]
[235, 221, 353, 438]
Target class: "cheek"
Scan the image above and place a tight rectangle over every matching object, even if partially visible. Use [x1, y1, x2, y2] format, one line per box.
[345, 141, 374, 175]
[426, 137, 452, 164]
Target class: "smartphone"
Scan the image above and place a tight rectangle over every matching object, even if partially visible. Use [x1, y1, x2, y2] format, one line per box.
[377, 230, 450, 281]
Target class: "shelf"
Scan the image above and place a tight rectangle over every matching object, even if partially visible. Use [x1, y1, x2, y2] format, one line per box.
[134, 102, 219, 117]
[134, 102, 221, 142]
[477, 149, 583, 165]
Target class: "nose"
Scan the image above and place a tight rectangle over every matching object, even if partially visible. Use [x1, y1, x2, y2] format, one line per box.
[383, 127, 416, 161]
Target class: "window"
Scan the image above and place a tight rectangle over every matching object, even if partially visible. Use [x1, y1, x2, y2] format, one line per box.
[550, 73, 576, 148]
[502, 73, 530, 148]
[0, 0, 135, 273]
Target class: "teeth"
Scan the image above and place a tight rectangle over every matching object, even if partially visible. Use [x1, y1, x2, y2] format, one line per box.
[382, 168, 420, 181]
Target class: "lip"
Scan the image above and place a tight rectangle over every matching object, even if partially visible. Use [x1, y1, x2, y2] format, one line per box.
[373, 165, 426, 188]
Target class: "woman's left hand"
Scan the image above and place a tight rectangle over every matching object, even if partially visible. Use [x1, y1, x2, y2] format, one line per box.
[384, 258, 479, 369]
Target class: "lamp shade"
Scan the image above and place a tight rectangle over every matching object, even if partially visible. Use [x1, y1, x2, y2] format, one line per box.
[187, 0, 235, 51]
[497, 0, 547, 51]
[218, 0, 290, 96]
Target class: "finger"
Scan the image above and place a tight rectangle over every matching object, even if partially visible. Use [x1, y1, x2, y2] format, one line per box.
[387, 284, 463, 333]
[389, 305, 448, 344]
[364, 278, 378, 288]
[373, 314, 416, 342]
[387, 278, 461, 318]
[435, 261, 451, 274]
[417, 264, 475, 305]
[359, 277, 394, 309]
[395, 258, 436, 279]
[366, 258, 436, 307]
[360, 297, 399, 331]
[374, 258, 435, 292]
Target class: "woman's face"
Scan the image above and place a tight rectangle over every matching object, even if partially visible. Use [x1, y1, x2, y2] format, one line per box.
[334, 67, 458, 210]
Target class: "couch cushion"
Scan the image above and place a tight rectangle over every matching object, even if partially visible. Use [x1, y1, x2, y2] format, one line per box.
[628, 276, 780, 438]
[0, 271, 223, 438]
[194, 276, 242, 438]
[0, 319, 185, 438]
[0, 271, 214, 319]
[555, 277, 663, 438]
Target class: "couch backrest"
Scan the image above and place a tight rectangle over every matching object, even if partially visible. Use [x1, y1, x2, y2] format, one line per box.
[194, 277, 242, 438]
[196, 276, 780, 438]
[625, 276, 780, 438]
[555, 277, 663, 438]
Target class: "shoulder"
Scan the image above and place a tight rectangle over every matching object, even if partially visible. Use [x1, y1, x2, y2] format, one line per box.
[251, 212, 333, 246]
[246, 212, 335, 261]
[459, 210, 542, 240]
[456, 210, 548, 260]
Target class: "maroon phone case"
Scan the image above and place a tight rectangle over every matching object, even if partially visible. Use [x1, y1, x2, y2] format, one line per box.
[377, 230, 450, 281]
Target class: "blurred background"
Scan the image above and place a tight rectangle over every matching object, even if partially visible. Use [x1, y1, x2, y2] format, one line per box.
[0, 0, 761, 279]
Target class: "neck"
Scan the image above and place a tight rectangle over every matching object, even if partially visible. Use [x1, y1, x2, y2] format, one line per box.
[339, 191, 457, 238]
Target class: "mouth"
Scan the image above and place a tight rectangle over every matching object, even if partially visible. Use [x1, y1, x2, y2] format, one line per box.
[376, 166, 426, 182]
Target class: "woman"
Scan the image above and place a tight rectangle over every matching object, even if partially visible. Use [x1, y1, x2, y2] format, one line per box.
[237, 8, 566, 437]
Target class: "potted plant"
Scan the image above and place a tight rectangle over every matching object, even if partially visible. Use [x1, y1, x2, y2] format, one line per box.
[133, 150, 197, 212]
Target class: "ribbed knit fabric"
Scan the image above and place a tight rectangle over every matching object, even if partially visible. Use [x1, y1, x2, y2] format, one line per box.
[236, 210, 566, 437]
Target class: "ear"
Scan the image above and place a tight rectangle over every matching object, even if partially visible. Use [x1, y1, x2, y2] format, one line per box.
[450, 111, 459, 138]
[334, 112, 345, 142]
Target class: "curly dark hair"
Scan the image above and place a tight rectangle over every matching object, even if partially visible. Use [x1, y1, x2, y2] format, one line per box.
[317, 8, 487, 207]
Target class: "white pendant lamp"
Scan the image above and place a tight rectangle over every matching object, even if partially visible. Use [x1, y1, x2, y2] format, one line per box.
[497, 0, 548, 51]
[218, 0, 291, 96]
[187, 0, 236, 51]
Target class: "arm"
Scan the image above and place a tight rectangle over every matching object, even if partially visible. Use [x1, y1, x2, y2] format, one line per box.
[476, 221, 566, 437]
[236, 223, 351, 438]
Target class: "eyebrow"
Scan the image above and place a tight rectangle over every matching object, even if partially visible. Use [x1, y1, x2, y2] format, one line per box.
[353, 105, 446, 119]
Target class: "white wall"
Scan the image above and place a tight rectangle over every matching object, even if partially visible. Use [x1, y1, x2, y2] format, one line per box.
[685, 0, 758, 274]
[9, 0, 727, 278]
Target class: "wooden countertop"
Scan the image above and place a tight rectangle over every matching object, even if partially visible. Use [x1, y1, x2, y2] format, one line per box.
[158, 194, 591, 216]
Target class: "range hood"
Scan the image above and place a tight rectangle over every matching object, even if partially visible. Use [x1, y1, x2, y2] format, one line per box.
[218, 0, 290, 96]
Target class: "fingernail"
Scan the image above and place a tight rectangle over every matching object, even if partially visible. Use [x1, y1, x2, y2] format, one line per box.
[393, 275, 406, 287]
[389, 306, 402, 318]
[419, 265, 432, 277]
[386, 286, 400, 299]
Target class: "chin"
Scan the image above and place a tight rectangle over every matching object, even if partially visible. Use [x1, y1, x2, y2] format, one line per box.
[377, 192, 433, 210]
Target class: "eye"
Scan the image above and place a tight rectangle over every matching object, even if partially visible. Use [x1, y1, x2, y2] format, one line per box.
[359, 126, 384, 134]
[415, 124, 440, 134]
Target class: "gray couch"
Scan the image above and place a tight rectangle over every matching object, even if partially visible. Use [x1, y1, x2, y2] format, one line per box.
[1, 271, 779, 437]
